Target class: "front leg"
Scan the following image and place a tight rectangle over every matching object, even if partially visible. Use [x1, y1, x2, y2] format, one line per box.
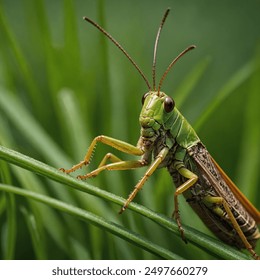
[119, 146, 170, 214]
[78, 159, 148, 179]
[60, 135, 144, 174]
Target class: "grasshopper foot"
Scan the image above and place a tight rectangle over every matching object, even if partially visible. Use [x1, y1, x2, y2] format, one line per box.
[77, 174, 90, 180]
[59, 167, 75, 174]
[77, 172, 97, 180]
[172, 210, 187, 244]
[118, 206, 127, 215]
[59, 160, 89, 174]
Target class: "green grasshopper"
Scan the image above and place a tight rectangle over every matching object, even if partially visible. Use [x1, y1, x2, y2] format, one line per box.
[60, 9, 260, 259]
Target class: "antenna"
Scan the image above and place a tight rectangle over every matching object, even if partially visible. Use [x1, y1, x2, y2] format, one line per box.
[152, 8, 170, 91]
[158, 45, 196, 93]
[83, 16, 151, 90]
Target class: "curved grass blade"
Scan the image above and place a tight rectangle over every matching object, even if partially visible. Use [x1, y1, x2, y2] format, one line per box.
[20, 206, 47, 259]
[194, 60, 256, 131]
[3, 193, 16, 259]
[0, 183, 182, 260]
[0, 145, 250, 259]
[236, 50, 260, 202]
[0, 5, 39, 105]
[175, 57, 210, 108]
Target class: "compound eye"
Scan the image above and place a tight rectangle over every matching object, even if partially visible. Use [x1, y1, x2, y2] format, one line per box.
[141, 92, 150, 104]
[164, 97, 175, 113]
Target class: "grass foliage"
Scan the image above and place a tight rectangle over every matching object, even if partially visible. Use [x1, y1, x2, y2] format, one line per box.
[0, 0, 260, 259]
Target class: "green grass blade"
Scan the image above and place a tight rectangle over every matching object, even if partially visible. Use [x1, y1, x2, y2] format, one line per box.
[0, 114, 90, 258]
[0, 145, 251, 260]
[0, 149, 16, 260]
[175, 57, 210, 108]
[0, 183, 182, 260]
[3, 193, 16, 259]
[235, 50, 260, 202]
[0, 87, 121, 221]
[0, 87, 71, 166]
[58, 88, 90, 159]
[194, 60, 256, 131]
[0, 4, 39, 104]
[20, 206, 47, 259]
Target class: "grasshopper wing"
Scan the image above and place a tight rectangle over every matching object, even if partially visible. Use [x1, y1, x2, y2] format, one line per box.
[211, 156, 260, 224]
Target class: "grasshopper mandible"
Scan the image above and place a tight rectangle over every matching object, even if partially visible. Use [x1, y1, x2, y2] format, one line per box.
[60, 9, 260, 259]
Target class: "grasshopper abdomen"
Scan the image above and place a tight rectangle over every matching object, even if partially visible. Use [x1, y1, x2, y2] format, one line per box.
[171, 142, 260, 250]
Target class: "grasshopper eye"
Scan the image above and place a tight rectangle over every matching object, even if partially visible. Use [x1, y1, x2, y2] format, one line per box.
[142, 92, 150, 104]
[164, 97, 175, 112]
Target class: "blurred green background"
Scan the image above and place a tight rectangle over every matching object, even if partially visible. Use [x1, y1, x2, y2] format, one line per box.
[0, 0, 260, 259]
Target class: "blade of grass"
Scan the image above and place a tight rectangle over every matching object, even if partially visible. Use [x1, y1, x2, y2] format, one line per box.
[0, 147, 16, 260]
[63, 0, 82, 90]
[236, 50, 260, 201]
[175, 57, 210, 109]
[20, 206, 47, 259]
[0, 86, 78, 207]
[58, 88, 90, 160]
[11, 166, 85, 258]
[0, 145, 251, 259]
[0, 3, 39, 106]
[0, 87, 120, 221]
[0, 183, 182, 260]
[3, 193, 16, 260]
[194, 60, 256, 132]
[0, 87, 71, 167]
[0, 114, 90, 258]
[33, 0, 58, 93]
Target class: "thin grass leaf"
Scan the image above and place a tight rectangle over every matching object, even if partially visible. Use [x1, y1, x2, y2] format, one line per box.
[0, 88, 121, 222]
[31, 0, 60, 98]
[0, 147, 16, 260]
[0, 145, 251, 259]
[12, 167, 81, 257]
[194, 60, 256, 131]
[58, 88, 90, 160]
[3, 193, 16, 259]
[63, 0, 82, 89]
[0, 114, 90, 258]
[20, 206, 47, 259]
[0, 183, 182, 260]
[175, 57, 211, 108]
[0, 4, 39, 105]
[0, 87, 71, 167]
[236, 50, 260, 200]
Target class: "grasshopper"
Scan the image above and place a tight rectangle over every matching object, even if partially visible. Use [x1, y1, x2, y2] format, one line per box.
[60, 8, 260, 259]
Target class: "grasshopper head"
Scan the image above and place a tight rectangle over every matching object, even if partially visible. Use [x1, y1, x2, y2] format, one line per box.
[139, 91, 175, 140]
